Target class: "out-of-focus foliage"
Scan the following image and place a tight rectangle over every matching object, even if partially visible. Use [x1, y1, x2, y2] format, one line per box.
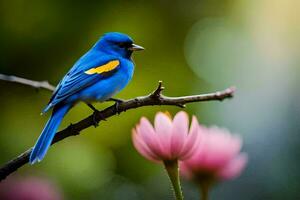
[0, 0, 299, 199]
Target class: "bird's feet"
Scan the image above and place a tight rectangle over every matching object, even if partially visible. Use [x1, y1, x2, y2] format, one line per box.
[108, 98, 124, 114]
[85, 103, 106, 127]
[91, 110, 107, 127]
[92, 110, 100, 127]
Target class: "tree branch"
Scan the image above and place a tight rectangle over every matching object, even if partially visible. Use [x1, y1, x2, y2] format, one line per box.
[0, 75, 235, 181]
[0, 73, 55, 91]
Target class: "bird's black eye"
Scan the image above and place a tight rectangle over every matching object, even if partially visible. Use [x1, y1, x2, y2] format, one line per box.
[118, 42, 131, 48]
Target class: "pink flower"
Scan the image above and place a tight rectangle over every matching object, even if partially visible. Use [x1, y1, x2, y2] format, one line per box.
[0, 176, 63, 200]
[132, 111, 200, 162]
[180, 126, 248, 182]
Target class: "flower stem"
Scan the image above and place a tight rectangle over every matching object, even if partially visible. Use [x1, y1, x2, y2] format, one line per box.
[199, 182, 210, 200]
[163, 160, 184, 200]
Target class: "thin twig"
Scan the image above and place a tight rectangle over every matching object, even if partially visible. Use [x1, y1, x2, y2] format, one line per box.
[0, 74, 55, 91]
[0, 75, 235, 181]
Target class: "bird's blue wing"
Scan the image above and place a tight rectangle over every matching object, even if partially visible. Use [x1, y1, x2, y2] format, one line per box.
[43, 52, 120, 113]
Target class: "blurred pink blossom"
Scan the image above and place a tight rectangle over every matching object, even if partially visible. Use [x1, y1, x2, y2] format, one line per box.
[180, 125, 248, 182]
[0, 176, 62, 200]
[132, 111, 200, 162]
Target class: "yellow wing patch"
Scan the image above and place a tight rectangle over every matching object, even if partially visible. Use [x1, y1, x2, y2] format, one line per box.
[84, 60, 120, 75]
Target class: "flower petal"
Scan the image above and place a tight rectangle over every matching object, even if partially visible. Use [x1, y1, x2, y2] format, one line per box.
[200, 127, 243, 169]
[132, 129, 160, 162]
[180, 116, 201, 159]
[217, 153, 248, 180]
[154, 112, 173, 158]
[179, 161, 194, 180]
[170, 111, 189, 158]
[138, 117, 164, 159]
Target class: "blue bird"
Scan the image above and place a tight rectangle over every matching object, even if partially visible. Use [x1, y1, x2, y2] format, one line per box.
[29, 32, 144, 164]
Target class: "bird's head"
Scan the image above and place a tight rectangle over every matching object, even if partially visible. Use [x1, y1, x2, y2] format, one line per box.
[93, 32, 144, 59]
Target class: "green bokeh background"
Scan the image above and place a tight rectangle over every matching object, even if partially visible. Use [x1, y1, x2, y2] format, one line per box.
[0, 0, 300, 199]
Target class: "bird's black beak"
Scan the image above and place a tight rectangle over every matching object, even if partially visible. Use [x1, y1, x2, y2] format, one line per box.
[129, 44, 144, 51]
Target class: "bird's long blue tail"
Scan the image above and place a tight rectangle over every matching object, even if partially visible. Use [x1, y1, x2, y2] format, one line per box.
[29, 105, 70, 164]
